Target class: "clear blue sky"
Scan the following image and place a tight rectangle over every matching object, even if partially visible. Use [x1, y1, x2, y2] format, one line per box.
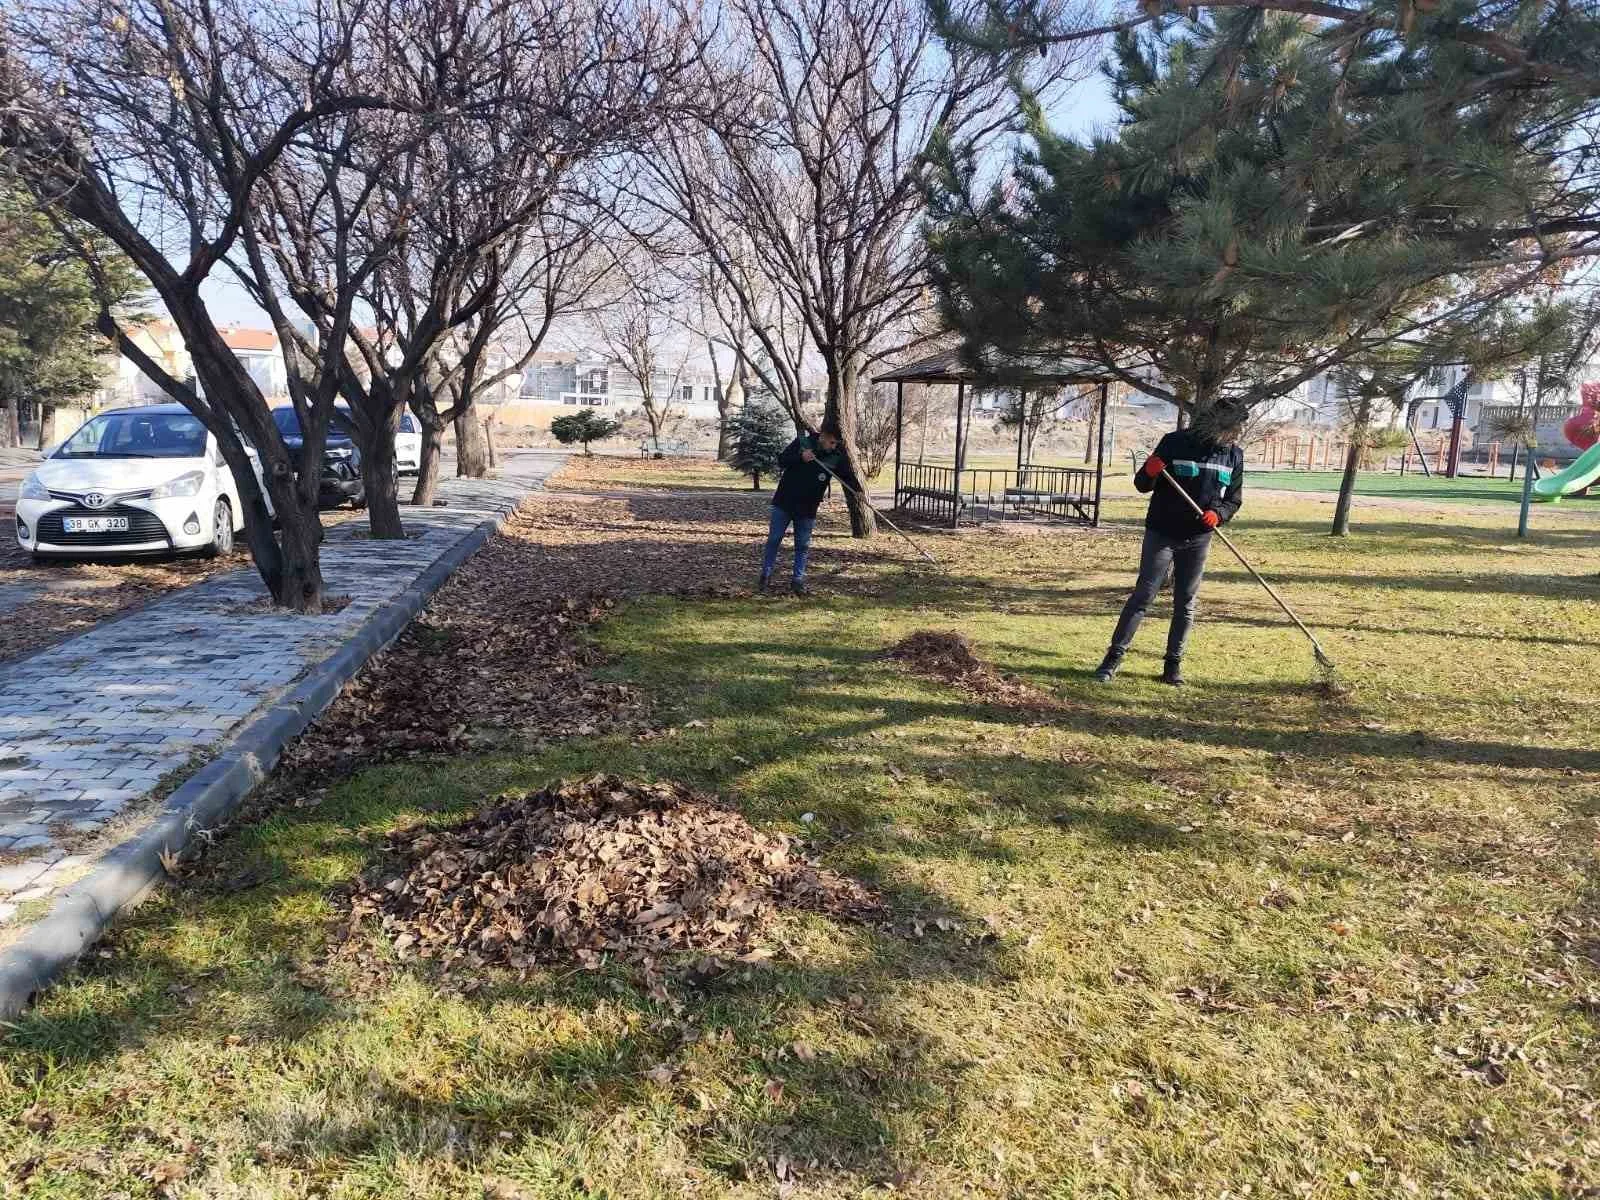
[1050, 67, 1119, 140]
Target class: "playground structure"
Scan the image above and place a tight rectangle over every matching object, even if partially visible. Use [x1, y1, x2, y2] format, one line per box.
[1532, 383, 1600, 501]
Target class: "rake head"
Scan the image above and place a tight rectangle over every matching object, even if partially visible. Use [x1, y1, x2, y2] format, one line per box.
[1311, 644, 1349, 698]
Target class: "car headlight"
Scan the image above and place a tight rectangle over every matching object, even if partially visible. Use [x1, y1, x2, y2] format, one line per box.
[18, 474, 50, 502]
[150, 470, 206, 499]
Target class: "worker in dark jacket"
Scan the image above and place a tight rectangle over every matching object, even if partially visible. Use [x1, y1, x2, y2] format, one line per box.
[760, 422, 858, 596]
[1094, 409, 1245, 686]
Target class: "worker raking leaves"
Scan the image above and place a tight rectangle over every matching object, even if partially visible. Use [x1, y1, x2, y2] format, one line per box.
[758, 420, 860, 596]
[1094, 407, 1246, 686]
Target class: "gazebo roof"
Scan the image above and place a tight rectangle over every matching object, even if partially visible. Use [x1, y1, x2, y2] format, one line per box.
[873, 347, 1117, 386]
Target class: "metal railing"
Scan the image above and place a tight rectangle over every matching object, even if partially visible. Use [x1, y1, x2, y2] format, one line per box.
[893, 462, 1099, 527]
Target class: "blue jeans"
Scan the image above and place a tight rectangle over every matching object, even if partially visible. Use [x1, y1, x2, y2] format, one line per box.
[1109, 528, 1212, 660]
[761, 505, 815, 580]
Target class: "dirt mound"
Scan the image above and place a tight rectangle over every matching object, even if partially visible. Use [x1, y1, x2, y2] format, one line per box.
[886, 630, 1060, 710]
[345, 775, 879, 982]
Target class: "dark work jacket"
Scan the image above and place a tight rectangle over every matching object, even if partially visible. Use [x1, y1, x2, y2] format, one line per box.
[1136, 430, 1244, 538]
[771, 434, 857, 520]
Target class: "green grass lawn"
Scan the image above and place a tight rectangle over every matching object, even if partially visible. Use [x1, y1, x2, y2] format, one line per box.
[1247, 468, 1576, 506]
[4, 492, 1600, 1198]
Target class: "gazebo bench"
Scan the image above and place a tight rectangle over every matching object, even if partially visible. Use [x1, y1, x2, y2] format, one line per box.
[1004, 488, 1082, 505]
[898, 485, 966, 507]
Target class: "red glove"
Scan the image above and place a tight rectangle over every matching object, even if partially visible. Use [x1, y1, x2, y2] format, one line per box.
[1201, 510, 1220, 529]
[1141, 454, 1166, 479]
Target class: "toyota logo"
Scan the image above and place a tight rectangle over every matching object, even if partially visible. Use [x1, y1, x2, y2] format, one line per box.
[82, 492, 108, 509]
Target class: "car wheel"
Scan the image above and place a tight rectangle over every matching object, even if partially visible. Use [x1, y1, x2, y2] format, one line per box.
[351, 488, 367, 510]
[205, 497, 234, 558]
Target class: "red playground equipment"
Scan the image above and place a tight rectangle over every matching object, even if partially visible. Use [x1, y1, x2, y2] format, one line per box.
[1562, 382, 1600, 452]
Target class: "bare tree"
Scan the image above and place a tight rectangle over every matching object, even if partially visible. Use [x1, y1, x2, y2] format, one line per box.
[593, 273, 691, 455]
[638, 0, 1080, 535]
[0, 0, 398, 609]
[430, 201, 621, 496]
[276, 0, 691, 534]
[678, 212, 813, 439]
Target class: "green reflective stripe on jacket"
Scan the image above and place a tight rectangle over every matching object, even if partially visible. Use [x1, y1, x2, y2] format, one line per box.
[1170, 459, 1235, 486]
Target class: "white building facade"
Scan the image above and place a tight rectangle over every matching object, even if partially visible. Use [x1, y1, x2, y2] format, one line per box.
[521, 349, 722, 419]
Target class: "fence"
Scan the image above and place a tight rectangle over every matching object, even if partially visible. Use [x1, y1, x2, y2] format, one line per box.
[1248, 435, 1419, 474]
[894, 461, 1100, 527]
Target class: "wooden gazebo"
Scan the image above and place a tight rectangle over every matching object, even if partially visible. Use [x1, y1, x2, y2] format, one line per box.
[874, 349, 1117, 528]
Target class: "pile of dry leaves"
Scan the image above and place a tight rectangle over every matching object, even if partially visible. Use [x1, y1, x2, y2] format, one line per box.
[886, 630, 1061, 710]
[344, 775, 879, 982]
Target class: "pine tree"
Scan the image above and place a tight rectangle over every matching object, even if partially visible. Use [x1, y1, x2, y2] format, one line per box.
[550, 410, 623, 456]
[729, 403, 789, 490]
[0, 186, 143, 447]
[926, 10, 1578, 430]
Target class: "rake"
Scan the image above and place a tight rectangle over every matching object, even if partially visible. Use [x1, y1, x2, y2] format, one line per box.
[1157, 466, 1340, 681]
[809, 455, 942, 568]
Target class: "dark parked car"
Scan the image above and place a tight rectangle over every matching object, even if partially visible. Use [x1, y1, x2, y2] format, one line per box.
[270, 406, 366, 509]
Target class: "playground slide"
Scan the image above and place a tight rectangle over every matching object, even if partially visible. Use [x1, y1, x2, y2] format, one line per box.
[1532, 442, 1600, 501]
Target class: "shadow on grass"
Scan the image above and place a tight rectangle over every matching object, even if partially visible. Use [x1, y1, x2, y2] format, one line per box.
[0, 711, 1064, 1189]
[7, 550, 1592, 1190]
[638, 632, 1600, 777]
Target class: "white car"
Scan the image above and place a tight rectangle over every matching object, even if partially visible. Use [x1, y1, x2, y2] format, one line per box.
[14, 403, 253, 561]
[395, 410, 422, 475]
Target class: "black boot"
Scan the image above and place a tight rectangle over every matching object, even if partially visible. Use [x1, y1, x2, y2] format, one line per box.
[757, 572, 771, 594]
[1093, 648, 1124, 682]
[791, 577, 809, 598]
[1160, 657, 1185, 687]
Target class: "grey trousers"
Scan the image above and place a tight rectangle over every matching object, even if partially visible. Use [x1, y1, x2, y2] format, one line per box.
[1109, 528, 1212, 661]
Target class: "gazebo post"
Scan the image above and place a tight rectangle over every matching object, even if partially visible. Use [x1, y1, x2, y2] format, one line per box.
[952, 380, 966, 528]
[1092, 381, 1108, 528]
[894, 380, 903, 509]
[1016, 387, 1027, 476]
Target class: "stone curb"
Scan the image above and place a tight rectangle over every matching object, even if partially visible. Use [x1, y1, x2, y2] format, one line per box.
[0, 490, 525, 1018]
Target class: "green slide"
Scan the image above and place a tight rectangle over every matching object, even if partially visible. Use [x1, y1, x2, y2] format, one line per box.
[1532, 442, 1600, 501]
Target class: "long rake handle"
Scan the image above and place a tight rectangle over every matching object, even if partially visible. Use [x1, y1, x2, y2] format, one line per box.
[810, 456, 940, 566]
[1157, 467, 1334, 667]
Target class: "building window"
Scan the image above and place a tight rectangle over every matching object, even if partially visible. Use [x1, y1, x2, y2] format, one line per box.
[680, 384, 694, 401]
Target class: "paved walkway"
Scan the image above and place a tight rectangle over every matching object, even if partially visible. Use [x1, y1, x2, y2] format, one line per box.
[0, 453, 563, 920]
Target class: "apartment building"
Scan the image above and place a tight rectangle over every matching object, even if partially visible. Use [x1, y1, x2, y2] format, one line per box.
[521, 349, 721, 418]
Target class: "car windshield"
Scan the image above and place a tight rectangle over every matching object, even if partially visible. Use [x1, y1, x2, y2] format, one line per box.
[272, 407, 357, 443]
[400, 412, 417, 434]
[55, 411, 207, 459]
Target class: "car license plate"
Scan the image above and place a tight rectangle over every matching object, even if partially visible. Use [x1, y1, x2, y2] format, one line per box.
[62, 516, 129, 533]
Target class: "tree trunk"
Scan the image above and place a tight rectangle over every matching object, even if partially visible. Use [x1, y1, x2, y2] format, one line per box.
[823, 352, 875, 538]
[643, 398, 666, 453]
[0, 401, 18, 449]
[184, 337, 325, 611]
[356, 399, 405, 539]
[271, 501, 327, 612]
[717, 360, 746, 461]
[412, 420, 444, 506]
[484, 415, 497, 470]
[455, 397, 488, 477]
[361, 434, 405, 539]
[752, 471, 760, 490]
[37, 403, 56, 450]
[1331, 393, 1371, 537]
